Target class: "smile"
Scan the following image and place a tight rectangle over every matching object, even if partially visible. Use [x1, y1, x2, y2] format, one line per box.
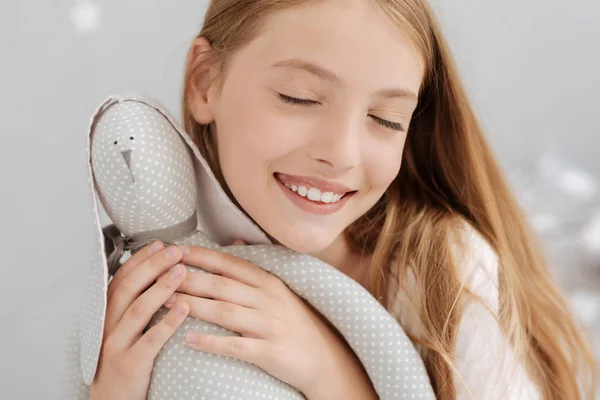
[274, 173, 356, 215]
[283, 182, 346, 203]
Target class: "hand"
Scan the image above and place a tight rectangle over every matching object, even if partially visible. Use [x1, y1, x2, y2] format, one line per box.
[89, 242, 191, 400]
[162, 240, 376, 398]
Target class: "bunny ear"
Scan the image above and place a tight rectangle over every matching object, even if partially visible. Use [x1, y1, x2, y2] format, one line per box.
[79, 96, 119, 385]
[78, 94, 273, 385]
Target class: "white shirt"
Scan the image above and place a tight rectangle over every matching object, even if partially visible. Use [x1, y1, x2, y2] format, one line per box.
[386, 220, 542, 399]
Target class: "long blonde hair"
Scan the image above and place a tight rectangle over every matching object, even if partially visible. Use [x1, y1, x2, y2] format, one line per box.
[181, 0, 598, 398]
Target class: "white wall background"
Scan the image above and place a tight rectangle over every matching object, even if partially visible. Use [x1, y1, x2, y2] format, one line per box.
[0, 1, 598, 398]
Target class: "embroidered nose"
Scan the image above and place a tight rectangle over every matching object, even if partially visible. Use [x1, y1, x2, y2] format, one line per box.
[121, 149, 132, 169]
[121, 150, 134, 183]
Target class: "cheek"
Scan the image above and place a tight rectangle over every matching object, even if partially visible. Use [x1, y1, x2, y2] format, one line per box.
[214, 89, 267, 163]
[364, 136, 406, 193]
[214, 86, 307, 186]
[219, 104, 306, 166]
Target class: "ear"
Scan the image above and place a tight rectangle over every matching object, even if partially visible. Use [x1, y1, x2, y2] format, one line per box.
[185, 36, 220, 125]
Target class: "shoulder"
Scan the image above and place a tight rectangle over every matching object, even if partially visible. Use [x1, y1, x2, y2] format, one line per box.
[450, 219, 500, 310]
[448, 219, 542, 399]
[386, 218, 542, 398]
[385, 218, 499, 339]
[386, 218, 500, 322]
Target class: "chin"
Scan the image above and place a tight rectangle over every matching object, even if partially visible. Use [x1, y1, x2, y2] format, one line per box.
[267, 227, 337, 254]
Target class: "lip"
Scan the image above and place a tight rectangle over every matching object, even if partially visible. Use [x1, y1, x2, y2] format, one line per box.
[274, 172, 354, 194]
[274, 177, 355, 215]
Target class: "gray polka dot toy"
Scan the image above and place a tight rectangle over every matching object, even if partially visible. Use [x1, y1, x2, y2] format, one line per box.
[61, 94, 435, 399]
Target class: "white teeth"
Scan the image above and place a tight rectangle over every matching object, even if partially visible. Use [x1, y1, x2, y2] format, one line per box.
[283, 181, 347, 204]
[307, 187, 321, 201]
[320, 192, 333, 203]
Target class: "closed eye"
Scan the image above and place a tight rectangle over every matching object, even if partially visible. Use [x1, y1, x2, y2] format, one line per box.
[368, 115, 406, 132]
[278, 93, 319, 106]
[277, 93, 406, 132]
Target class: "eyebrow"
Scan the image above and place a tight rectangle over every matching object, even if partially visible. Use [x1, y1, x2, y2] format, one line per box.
[270, 58, 418, 101]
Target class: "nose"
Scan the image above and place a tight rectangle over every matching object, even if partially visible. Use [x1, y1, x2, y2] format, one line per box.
[308, 115, 361, 172]
[121, 149, 132, 170]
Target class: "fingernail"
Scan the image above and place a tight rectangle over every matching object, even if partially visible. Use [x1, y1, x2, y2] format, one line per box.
[165, 294, 176, 306]
[180, 245, 190, 255]
[176, 303, 188, 315]
[185, 332, 199, 344]
[169, 264, 182, 278]
[149, 241, 163, 252]
[166, 246, 180, 259]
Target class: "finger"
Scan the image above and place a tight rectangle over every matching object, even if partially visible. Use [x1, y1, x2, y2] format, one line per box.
[129, 300, 189, 364]
[111, 263, 188, 350]
[184, 333, 268, 367]
[164, 294, 272, 338]
[176, 271, 266, 310]
[107, 240, 164, 301]
[180, 247, 271, 288]
[105, 246, 184, 333]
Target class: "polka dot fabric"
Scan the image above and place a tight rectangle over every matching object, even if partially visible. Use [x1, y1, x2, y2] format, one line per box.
[91, 100, 197, 237]
[59, 94, 435, 399]
[145, 233, 435, 400]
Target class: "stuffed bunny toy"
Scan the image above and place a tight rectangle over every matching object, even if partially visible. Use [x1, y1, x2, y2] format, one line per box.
[61, 94, 435, 400]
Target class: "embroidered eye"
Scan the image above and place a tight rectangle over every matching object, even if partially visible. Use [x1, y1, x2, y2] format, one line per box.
[113, 141, 118, 145]
[130, 136, 134, 140]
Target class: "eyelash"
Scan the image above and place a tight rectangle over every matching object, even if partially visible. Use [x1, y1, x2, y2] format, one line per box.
[277, 93, 406, 132]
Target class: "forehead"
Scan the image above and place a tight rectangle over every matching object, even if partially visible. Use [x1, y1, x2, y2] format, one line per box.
[235, 0, 425, 95]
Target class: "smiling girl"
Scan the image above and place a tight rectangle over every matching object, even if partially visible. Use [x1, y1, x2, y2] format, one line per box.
[82, 0, 598, 399]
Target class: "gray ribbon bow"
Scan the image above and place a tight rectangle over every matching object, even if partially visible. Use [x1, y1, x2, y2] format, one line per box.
[102, 212, 198, 276]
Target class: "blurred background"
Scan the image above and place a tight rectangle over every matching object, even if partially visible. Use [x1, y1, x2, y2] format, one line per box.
[0, 0, 598, 398]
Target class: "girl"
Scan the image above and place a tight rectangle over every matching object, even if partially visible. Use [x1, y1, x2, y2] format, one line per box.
[87, 0, 598, 398]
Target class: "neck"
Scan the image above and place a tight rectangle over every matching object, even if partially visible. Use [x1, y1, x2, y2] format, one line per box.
[262, 227, 370, 287]
[308, 232, 370, 287]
